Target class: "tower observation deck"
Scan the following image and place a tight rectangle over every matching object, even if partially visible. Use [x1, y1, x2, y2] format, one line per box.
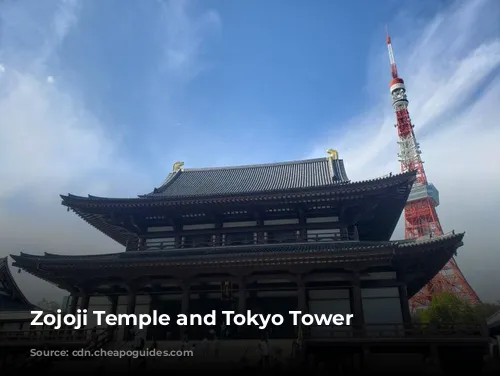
[385, 31, 480, 310]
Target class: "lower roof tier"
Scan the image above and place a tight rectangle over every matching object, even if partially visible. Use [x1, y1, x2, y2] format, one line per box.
[0, 257, 36, 313]
[11, 232, 464, 298]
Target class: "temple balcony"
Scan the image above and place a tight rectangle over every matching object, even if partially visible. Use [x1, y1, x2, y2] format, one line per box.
[139, 230, 359, 252]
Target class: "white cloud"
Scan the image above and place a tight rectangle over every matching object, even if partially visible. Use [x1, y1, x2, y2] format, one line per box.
[158, 0, 221, 81]
[310, 0, 500, 301]
[0, 0, 221, 304]
[0, 1, 127, 302]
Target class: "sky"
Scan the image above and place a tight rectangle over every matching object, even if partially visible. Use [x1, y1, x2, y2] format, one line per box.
[0, 0, 499, 304]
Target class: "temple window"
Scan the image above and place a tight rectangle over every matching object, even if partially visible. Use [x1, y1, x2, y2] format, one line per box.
[145, 237, 175, 250]
[361, 287, 403, 332]
[306, 216, 339, 223]
[306, 228, 341, 242]
[223, 232, 255, 246]
[265, 230, 299, 243]
[183, 234, 214, 248]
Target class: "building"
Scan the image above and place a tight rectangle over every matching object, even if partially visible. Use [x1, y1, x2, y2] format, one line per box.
[488, 310, 500, 359]
[0, 257, 37, 331]
[9, 152, 488, 371]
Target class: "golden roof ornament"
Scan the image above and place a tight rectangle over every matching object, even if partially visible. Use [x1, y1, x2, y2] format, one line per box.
[326, 149, 339, 160]
[172, 161, 185, 172]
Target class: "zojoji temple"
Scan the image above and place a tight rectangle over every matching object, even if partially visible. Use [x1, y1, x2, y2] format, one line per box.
[4, 150, 489, 372]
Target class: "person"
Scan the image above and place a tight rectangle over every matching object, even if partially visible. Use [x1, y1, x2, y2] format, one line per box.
[258, 337, 270, 369]
[135, 337, 146, 359]
[201, 336, 209, 357]
[149, 338, 158, 359]
[221, 322, 227, 339]
[90, 326, 98, 344]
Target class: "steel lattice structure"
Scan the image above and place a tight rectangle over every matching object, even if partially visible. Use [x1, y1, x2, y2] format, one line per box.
[385, 31, 480, 310]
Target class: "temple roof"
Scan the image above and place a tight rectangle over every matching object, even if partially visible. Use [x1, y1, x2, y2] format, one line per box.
[142, 157, 350, 198]
[58, 156, 416, 247]
[10, 233, 464, 297]
[11, 232, 463, 263]
[0, 257, 35, 313]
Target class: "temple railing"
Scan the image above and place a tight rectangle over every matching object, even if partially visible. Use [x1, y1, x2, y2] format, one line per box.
[180, 323, 487, 341]
[302, 323, 488, 340]
[140, 232, 358, 252]
[0, 328, 107, 345]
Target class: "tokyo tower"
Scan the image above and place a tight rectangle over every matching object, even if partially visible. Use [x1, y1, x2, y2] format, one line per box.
[385, 30, 480, 310]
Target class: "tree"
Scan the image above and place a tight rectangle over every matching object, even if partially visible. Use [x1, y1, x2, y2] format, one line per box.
[36, 298, 61, 312]
[474, 301, 500, 321]
[414, 292, 478, 327]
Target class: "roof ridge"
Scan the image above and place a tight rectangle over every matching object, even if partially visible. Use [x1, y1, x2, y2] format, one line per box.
[173, 157, 332, 173]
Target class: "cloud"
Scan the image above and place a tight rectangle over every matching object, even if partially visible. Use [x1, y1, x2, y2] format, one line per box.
[0, 0, 221, 304]
[158, 0, 221, 81]
[0, 1, 128, 302]
[309, 0, 500, 301]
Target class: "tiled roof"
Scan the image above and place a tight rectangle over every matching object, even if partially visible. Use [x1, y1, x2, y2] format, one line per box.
[11, 232, 464, 266]
[142, 157, 350, 198]
[0, 257, 35, 312]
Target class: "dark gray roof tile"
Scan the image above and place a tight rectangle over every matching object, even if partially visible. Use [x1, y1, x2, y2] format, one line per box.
[142, 158, 349, 198]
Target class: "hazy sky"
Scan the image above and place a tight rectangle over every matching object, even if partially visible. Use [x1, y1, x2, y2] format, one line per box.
[0, 0, 499, 303]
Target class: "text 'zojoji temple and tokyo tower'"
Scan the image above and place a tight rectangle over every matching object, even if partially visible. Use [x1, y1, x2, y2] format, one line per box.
[385, 31, 480, 310]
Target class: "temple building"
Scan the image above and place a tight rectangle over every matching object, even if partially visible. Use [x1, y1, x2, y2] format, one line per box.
[7, 151, 487, 371]
[0, 257, 37, 331]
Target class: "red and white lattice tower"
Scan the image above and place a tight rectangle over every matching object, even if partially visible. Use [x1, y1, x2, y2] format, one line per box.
[385, 30, 480, 310]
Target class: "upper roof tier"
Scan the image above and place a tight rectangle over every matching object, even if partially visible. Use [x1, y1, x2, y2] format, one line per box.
[59, 154, 417, 245]
[142, 157, 350, 198]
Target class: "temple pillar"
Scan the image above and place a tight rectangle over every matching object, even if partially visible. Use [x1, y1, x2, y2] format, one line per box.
[353, 224, 359, 240]
[238, 277, 247, 314]
[398, 283, 412, 327]
[124, 289, 137, 341]
[108, 295, 118, 316]
[350, 277, 365, 336]
[69, 294, 78, 315]
[180, 282, 190, 340]
[297, 277, 307, 313]
[80, 293, 90, 311]
[298, 209, 306, 241]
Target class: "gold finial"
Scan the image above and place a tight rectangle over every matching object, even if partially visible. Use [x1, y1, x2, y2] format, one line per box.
[326, 149, 339, 160]
[173, 161, 185, 172]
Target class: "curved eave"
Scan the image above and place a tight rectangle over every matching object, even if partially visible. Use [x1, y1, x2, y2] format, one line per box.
[0, 257, 33, 309]
[59, 171, 416, 246]
[61, 171, 416, 206]
[12, 232, 463, 267]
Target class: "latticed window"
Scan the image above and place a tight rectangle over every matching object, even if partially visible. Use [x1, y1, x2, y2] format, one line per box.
[183, 234, 214, 248]
[265, 230, 299, 243]
[224, 232, 255, 246]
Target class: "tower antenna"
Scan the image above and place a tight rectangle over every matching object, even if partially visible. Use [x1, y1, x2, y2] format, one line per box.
[385, 30, 480, 310]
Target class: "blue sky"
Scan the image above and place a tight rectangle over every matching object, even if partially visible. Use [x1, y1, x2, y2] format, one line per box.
[0, 0, 499, 302]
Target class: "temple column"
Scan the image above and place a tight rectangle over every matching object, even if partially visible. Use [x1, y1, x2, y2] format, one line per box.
[398, 283, 412, 327]
[106, 296, 118, 340]
[350, 276, 365, 336]
[69, 294, 78, 315]
[352, 225, 359, 240]
[148, 295, 159, 340]
[238, 277, 247, 314]
[297, 277, 307, 313]
[180, 282, 190, 340]
[298, 209, 306, 241]
[108, 295, 118, 316]
[124, 288, 137, 341]
[80, 293, 90, 312]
